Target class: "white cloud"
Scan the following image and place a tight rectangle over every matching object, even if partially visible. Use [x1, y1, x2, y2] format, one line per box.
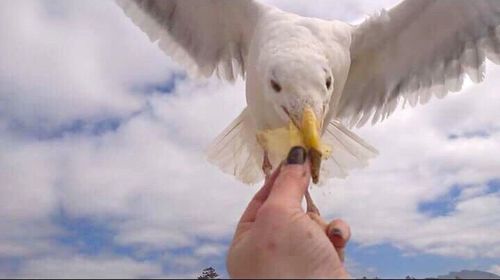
[0, 0, 178, 129]
[314, 69, 500, 258]
[489, 264, 500, 276]
[194, 244, 226, 258]
[0, 0, 499, 277]
[261, 0, 401, 22]
[344, 257, 378, 278]
[16, 255, 163, 279]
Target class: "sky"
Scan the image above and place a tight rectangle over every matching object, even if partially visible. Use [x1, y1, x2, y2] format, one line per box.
[0, 0, 499, 278]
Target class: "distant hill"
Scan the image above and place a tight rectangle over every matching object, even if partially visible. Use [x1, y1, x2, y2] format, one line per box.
[435, 269, 500, 279]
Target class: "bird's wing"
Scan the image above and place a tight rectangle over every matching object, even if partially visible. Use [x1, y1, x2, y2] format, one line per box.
[336, 0, 500, 128]
[116, 0, 266, 81]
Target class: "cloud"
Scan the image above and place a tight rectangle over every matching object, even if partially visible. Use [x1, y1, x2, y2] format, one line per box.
[0, 0, 177, 130]
[194, 244, 226, 258]
[344, 256, 378, 278]
[0, 0, 499, 278]
[489, 264, 500, 276]
[313, 67, 500, 258]
[261, 0, 401, 22]
[16, 255, 163, 279]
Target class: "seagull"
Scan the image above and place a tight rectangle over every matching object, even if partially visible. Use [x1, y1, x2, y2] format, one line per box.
[117, 0, 500, 214]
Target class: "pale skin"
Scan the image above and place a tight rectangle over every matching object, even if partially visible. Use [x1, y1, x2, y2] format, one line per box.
[227, 147, 351, 279]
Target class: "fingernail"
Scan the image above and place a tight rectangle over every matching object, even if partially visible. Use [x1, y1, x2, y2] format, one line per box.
[330, 228, 343, 237]
[286, 146, 307, 164]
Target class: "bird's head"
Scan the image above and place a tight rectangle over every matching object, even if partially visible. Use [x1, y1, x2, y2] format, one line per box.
[261, 56, 334, 182]
[263, 56, 333, 133]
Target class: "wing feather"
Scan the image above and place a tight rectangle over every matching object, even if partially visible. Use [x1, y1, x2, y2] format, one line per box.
[116, 0, 267, 81]
[337, 0, 500, 127]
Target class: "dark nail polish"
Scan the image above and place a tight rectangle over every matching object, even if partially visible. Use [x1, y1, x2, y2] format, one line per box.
[330, 228, 342, 237]
[287, 146, 307, 164]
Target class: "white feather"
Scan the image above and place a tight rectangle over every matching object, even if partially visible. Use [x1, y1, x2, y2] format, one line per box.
[319, 120, 379, 184]
[206, 108, 263, 185]
[116, 0, 267, 81]
[117, 0, 500, 185]
[337, 0, 500, 127]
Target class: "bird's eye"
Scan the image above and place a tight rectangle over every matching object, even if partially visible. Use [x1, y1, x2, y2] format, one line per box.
[325, 76, 332, 90]
[270, 79, 282, 93]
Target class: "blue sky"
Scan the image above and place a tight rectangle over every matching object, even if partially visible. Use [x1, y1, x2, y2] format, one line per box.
[0, 0, 499, 278]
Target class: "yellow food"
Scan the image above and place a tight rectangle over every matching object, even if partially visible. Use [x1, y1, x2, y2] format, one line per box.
[256, 122, 304, 160]
[257, 106, 332, 184]
[256, 106, 332, 161]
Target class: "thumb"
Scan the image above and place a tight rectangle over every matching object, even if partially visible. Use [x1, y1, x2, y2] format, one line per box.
[267, 146, 311, 208]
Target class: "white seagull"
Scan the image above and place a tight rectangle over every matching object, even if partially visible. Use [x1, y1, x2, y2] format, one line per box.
[117, 0, 500, 212]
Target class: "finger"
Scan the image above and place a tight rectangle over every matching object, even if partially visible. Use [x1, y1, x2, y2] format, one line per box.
[326, 219, 351, 262]
[305, 189, 320, 216]
[267, 146, 310, 208]
[238, 164, 281, 224]
[307, 211, 327, 229]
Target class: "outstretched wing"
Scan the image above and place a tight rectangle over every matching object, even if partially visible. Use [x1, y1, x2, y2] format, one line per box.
[116, 0, 266, 81]
[337, 0, 500, 128]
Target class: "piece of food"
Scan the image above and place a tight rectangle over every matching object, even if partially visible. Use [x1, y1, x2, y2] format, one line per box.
[257, 106, 331, 184]
[257, 122, 304, 161]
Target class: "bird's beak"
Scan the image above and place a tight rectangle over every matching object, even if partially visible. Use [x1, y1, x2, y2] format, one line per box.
[301, 105, 323, 184]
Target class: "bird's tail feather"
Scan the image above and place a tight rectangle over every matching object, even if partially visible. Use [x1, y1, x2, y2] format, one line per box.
[319, 120, 378, 184]
[206, 108, 264, 184]
[207, 110, 378, 185]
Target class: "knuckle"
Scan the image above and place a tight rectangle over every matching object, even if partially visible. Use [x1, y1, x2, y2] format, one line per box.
[276, 167, 308, 184]
[256, 202, 288, 219]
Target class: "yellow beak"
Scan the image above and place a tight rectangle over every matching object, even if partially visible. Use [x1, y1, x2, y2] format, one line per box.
[301, 106, 326, 184]
[301, 106, 322, 152]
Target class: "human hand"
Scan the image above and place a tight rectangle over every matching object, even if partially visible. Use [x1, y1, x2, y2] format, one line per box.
[227, 146, 351, 279]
